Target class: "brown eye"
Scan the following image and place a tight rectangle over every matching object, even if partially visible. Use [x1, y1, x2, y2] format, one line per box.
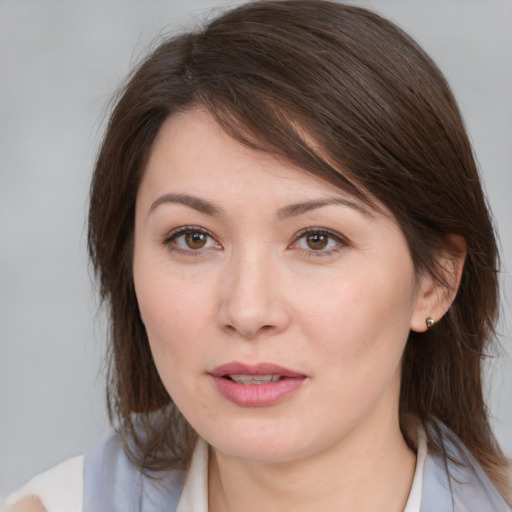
[306, 233, 329, 250]
[292, 228, 346, 256]
[185, 231, 208, 249]
[165, 227, 220, 253]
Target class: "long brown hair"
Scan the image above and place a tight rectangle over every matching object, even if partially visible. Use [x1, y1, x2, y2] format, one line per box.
[88, 0, 510, 499]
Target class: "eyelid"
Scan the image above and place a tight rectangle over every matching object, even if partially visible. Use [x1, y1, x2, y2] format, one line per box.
[290, 227, 348, 254]
[163, 225, 222, 252]
[163, 225, 207, 243]
[161, 225, 347, 255]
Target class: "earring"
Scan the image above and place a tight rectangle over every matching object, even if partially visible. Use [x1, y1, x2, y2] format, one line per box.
[426, 317, 436, 330]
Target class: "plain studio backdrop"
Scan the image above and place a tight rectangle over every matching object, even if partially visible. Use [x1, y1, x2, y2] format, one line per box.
[0, 0, 511, 499]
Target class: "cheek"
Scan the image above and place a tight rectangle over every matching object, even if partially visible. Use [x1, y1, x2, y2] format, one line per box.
[135, 280, 213, 416]
[133, 257, 214, 378]
[135, 275, 224, 429]
[298, 266, 416, 383]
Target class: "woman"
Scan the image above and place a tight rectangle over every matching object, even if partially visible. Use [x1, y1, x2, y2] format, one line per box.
[7, 1, 511, 510]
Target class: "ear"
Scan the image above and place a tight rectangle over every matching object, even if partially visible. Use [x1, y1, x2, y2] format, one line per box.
[410, 235, 466, 332]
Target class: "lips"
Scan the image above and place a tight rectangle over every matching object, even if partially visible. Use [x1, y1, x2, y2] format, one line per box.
[209, 362, 306, 407]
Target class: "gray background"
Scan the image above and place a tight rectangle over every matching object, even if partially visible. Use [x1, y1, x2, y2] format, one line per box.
[1, 0, 511, 499]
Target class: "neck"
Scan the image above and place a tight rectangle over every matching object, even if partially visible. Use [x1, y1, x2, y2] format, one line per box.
[208, 414, 417, 512]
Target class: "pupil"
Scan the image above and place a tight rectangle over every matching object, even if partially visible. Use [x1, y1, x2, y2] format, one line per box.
[307, 234, 328, 250]
[185, 232, 207, 248]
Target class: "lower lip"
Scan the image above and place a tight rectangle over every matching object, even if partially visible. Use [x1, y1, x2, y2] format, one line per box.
[211, 376, 306, 407]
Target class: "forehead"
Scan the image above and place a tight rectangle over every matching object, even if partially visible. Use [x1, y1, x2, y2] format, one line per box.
[140, 108, 382, 217]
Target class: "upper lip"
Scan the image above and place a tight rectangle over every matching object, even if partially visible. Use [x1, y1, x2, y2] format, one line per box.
[210, 362, 306, 378]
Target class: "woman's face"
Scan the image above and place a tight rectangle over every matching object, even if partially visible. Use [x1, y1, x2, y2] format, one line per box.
[133, 109, 430, 463]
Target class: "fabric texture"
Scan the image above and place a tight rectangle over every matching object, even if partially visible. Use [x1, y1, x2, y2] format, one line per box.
[6, 423, 510, 511]
[82, 432, 186, 512]
[420, 424, 511, 511]
[5, 456, 84, 512]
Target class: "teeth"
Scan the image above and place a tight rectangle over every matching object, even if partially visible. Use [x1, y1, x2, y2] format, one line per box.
[229, 374, 281, 385]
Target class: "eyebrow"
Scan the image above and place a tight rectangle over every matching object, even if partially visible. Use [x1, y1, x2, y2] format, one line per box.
[149, 193, 224, 216]
[276, 197, 371, 221]
[148, 193, 370, 219]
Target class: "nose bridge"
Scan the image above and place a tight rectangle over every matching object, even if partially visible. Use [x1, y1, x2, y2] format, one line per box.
[218, 242, 289, 338]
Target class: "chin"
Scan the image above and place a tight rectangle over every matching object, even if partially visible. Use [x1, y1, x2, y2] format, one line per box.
[198, 418, 318, 464]
[217, 438, 307, 464]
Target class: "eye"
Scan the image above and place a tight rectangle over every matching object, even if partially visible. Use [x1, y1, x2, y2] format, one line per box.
[164, 226, 221, 253]
[291, 228, 346, 255]
[182, 231, 209, 249]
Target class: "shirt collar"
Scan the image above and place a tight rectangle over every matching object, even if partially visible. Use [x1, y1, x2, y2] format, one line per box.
[404, 427, 427, 512]
[176, 437, 209, 512]
[177, 432, 427, 512]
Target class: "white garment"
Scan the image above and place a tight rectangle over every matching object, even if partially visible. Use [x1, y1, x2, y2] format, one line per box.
[404, 428, 427, 512]
[6, 434, 427, 512]
[5, 456, 84, 512]
[176, 438, 209, 512]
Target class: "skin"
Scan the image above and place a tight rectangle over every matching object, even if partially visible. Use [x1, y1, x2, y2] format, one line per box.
[11, 108, 462, 512]
[131, 108, 459, 512]
[8, 497, 45, 512]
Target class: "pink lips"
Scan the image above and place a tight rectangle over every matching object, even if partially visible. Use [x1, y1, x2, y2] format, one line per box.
[209, 362, 306, 407]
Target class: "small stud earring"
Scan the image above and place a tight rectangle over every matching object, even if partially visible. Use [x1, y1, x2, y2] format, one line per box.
[426, 317, 436, 330]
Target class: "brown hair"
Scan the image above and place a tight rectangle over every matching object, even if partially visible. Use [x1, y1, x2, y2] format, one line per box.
[88, 0, 510, 499]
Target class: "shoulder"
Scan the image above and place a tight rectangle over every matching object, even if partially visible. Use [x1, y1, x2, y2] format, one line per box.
[5, 431, 189, 512]
[5, 456, 84, 512]
[6, 496, 46, 512]
[421, 423, 510, 512]
[83, 430, 187, 512]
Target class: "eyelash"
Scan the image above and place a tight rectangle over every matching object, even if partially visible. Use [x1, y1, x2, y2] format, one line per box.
[162, 226, 347, 257]
[291, 227, 348, 257]
[163, 226, 220, 255]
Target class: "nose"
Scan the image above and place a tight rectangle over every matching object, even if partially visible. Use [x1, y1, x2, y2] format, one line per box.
[217, 249, 291, 339]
